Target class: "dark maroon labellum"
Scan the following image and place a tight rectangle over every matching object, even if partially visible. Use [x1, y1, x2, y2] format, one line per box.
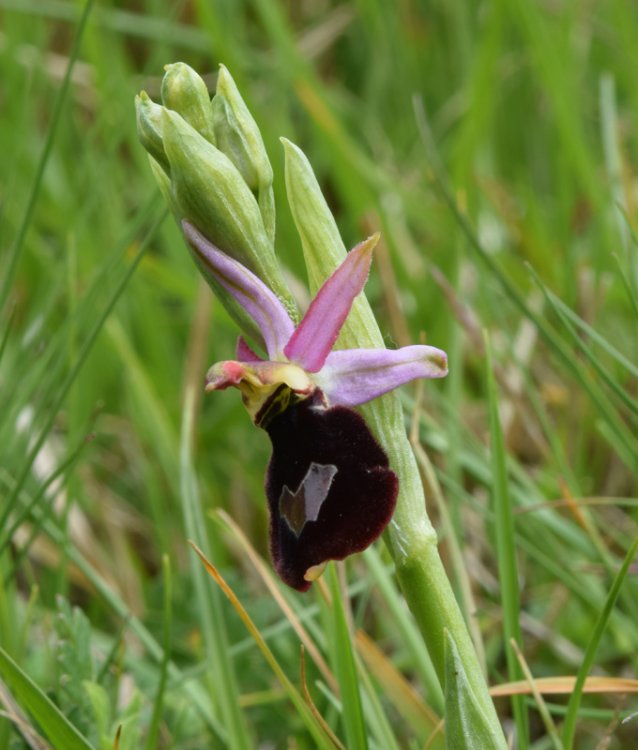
[263, 389, 398, 591]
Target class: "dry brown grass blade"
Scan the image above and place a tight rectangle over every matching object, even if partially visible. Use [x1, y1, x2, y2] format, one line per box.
[355, 629, 441, 739]
[509, 639, 561, 750]
[112, 725, 122, 750]
[189, 540, 289, 676]
[188, 541, 340, 750]
[299, 647, 346, 750]
[422, 719, 445, 750]
[214, 509, 338, 694]
[0, 679, 51, 750]
[490, 675, 638, 697]
[361, 213, 412, 348]
[559, 477, 589, 530]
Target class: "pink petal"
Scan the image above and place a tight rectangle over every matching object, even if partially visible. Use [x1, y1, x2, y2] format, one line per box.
[236, 336, 263, 362]
[315, 345, 448, 407]
[183, 221, 294, 359]
[284, 234, 378, 372]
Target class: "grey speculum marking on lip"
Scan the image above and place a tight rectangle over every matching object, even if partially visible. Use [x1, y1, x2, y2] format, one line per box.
[279, 462, 339, 536]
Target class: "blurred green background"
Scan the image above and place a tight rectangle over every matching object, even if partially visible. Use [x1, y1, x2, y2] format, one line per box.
[1, 1, 637, 748]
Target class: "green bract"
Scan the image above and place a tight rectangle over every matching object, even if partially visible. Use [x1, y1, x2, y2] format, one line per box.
[444, 632, 504, 750]
[135, 92, 170, 174]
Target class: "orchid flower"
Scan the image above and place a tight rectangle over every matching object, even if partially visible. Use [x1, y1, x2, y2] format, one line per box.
[183, 220, 448, 591]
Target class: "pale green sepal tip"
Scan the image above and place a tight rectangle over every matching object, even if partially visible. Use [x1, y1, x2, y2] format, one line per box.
[444, 631, 506, 750]
[135, 91, 170, 175]
[160, 62, 216, 146]
[213, 64, 273, 191]
[212, 65, 276, 243]
[147, 154, 173, 207]
[281, 136, 346, 283]
[211, 93, 260, 190]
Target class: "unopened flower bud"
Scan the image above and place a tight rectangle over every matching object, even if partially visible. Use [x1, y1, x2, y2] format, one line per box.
[212, 65, 272, 190]
[161, 109, 297, 320]
[161, 62, 216, 146]
[212, 65, 275, 242]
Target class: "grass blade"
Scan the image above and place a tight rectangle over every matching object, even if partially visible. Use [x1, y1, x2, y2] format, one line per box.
[179, 385, 251, 750]
[326, 564, 369, 750]
[190, 542, 339, 750]
[0, 0, 95, 311]
[1, 211, 164, 539]
[144, 554, 172, 750]
[485, 332, 529, 748]
[561, 535, 638, 748]
[0, 647, 94, 750]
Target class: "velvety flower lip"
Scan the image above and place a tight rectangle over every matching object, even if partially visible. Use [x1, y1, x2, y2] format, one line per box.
[182, 219, 447, 590]
[264, 389, 398, 591]
[183, 220, 448, 413]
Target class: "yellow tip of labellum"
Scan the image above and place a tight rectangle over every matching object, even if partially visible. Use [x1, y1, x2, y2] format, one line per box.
[304, 562, 328, 582]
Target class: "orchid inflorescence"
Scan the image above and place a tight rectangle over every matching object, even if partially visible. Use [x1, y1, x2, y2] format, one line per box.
[183, 222, 447, 590]
[136, 62, 448, 590]
[134, 62, 511, 750]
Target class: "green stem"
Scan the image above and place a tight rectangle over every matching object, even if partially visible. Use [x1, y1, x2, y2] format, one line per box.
[365, 395, 503, 741]
[283, 139, 506, 747]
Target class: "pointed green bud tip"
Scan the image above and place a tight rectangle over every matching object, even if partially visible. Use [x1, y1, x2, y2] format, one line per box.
[160, 62, 216, 146]
[444, 631, 506, 750]
[135, 91, 170, 175]
[211, 64, 273, 192]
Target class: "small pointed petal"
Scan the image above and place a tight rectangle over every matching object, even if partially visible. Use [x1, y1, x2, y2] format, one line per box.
[316, 345, 448, 407]
[183, 221, 295, 358]
[236, 336, 262, 362]
[284, 234, 378, 372]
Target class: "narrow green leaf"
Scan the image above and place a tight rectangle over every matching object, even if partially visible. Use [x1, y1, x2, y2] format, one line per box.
[0, 0, 95, 311]
[0, 647, 95, 750]
[1, 210, 164, 547]
[613, 251, 638, 321]
[484, 332, 529, 748]
[327, 564, 368, 750]
[562, 536, 638, 748]
[179, 385, 251, 750]
[145, 554, 172, 750]
[527, 264, 638, 417]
